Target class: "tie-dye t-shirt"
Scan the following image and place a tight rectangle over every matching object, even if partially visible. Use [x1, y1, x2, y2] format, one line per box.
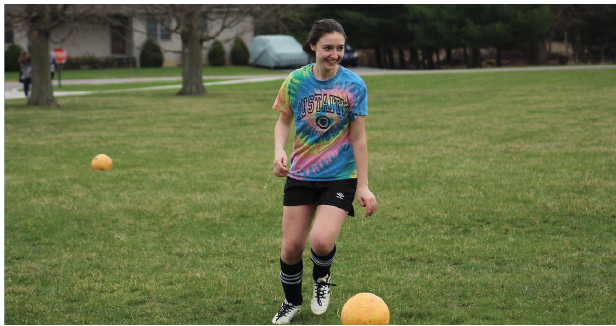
[273, 63, 368, 181]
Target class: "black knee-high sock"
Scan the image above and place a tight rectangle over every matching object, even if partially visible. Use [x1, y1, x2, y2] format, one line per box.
[280, 258, 303, 305]
[311, 244, 336, 281]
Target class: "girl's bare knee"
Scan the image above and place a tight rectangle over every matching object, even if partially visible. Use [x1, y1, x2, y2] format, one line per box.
[308, 235, 334, 256]
[281, 241, 305, 263]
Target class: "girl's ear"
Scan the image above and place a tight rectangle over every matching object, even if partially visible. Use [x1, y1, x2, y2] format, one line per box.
[310, 44, 315, 52]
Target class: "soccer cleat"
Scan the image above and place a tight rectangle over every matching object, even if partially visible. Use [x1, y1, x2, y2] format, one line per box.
[311, 274, 336, 315]
[272, 300, 301, 324]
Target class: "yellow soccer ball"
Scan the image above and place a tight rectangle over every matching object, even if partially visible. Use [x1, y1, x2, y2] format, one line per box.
[341, 292, 390, 325]
[91, 154, 113, 171]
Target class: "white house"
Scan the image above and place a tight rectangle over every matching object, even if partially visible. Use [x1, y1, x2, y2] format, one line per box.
[5, 5, 254, 67]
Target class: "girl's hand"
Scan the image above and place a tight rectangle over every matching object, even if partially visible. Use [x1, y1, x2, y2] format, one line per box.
[357, 186, 377, 218]
[273, 149, 289, 177]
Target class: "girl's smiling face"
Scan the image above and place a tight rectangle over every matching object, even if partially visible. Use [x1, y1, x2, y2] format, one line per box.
[311, 32, 346, 72]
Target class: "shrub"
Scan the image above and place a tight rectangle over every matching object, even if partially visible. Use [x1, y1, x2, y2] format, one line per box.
[208, 40, 226, 66]
[5, 44, 24, 72]
[101, 56, 118, 68]
[63, 54, 118, 70]
[230, 37, 249, 66]
[140, 39, 164, 67]
[69, 54, 101, 69]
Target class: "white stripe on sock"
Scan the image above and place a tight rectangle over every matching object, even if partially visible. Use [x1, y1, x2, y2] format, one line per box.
[311, 253, 336, 267]
[280, 269, 304, 285]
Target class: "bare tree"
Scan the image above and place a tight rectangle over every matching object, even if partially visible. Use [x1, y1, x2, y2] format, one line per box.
[140, 5, 256, 96]
[5, 4, 114, 107]
[5, 4, 265, 102]
[252, 4, 309, 37]
[6, 4, 67, 107]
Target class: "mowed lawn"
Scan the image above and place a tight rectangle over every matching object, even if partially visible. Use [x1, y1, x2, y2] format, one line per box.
[4, 65, 287, 81]
[4, 68, 616, 324]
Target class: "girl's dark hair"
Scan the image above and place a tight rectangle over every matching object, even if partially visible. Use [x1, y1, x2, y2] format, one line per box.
[303, 19, 347, 57]
[18, 51, 28, 64]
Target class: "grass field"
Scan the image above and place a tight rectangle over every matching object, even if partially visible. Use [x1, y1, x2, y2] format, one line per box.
[4, 65, 286, 82]
[4, 68, 616, 324]
[47, 79, 235, 93]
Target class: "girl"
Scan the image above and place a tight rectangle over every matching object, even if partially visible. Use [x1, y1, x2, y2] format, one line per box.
[18, 51, 31, 97]
[271, 19, 377, 324]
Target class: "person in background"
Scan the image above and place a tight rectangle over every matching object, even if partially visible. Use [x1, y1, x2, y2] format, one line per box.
[50, 51, 58, 80]
[18, 51, 31, 97]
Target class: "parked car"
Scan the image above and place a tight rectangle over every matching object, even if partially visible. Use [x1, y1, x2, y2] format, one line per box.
[340, 44, 358, 67]
[250, 35, 309, 69]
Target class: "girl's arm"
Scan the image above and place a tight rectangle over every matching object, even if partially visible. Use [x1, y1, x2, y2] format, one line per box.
[350, 116, 377, 217]
[274, 112, 293, 177]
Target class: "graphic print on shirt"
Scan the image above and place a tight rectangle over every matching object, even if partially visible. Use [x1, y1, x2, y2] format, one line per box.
[273, 64, 368, 181]
[296, 93, 351, 122]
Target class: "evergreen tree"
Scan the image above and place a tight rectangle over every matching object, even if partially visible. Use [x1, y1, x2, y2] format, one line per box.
[208, 40, 226, 66]
[5, 44, 24, 72]
[230, 38, 249, 66]
[140, 39, 164, 67]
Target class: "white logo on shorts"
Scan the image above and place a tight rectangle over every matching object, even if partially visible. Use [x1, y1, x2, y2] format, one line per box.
[336, 192, 344, 200]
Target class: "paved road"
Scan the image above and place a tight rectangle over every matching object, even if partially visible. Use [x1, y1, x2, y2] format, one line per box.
[5, 65, 615, 100]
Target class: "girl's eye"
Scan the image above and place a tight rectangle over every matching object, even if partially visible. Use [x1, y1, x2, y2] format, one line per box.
[324, 46, 331, 50]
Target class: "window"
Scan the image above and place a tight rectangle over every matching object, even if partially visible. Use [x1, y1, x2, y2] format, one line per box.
[5, 22, 14, 44]
[160, 20, 171, 40]
[146, 18, 171, 41]
[111, 17, 128, 54]
[202, 18, 208, 34]
[146, 19, 157, 40]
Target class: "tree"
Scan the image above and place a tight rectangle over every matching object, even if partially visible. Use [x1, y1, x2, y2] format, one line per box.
[411, 5, 468, 67]
[302, 4, 412, 69]
[208, 40, 226, 66]
[408, 5, 458, 69]
[253, 4, 309, 39]
[5, 44, 24, 72]
[230, 37, 249, 66]
[456, 5, 552, 67]
[457, 5, 516, 67]
[141, 5, 256, 96]
[551, 4, 616, 63]
[6, 5, 66, 107]
[510, 5, 554, 65]
[140, 39, 164, 67]
[5, 4, 114, 107]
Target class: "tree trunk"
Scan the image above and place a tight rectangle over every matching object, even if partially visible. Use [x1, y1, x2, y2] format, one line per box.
[178, 7, 206, 96]
[445, 48, 452, 65]
[528, 40, 548, 66]
[27, 5, 58, 107]
[564, 31, 569, 61]
[435, 48, 441, 69]
[386, 46, 395, 69]
[496, 45, 502, 67]
[471, 47, 482, 68]
[424, 48, 435, 69]
[410, 47, 420, 69]
[463, 47, 470, 68]
[374, 45, 383, 68]
[381, 46, 391, 69]
[528, 42, 538, 65]
[398, 48, 406, 69]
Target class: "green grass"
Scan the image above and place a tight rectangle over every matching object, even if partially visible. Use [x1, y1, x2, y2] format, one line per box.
[4, 68, 616, 324]
[47, 79, 234, 92]
[4, 65, 286, 82]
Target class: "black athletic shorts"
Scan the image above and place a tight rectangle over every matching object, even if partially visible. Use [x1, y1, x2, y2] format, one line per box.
[283, 177, 357, 217]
